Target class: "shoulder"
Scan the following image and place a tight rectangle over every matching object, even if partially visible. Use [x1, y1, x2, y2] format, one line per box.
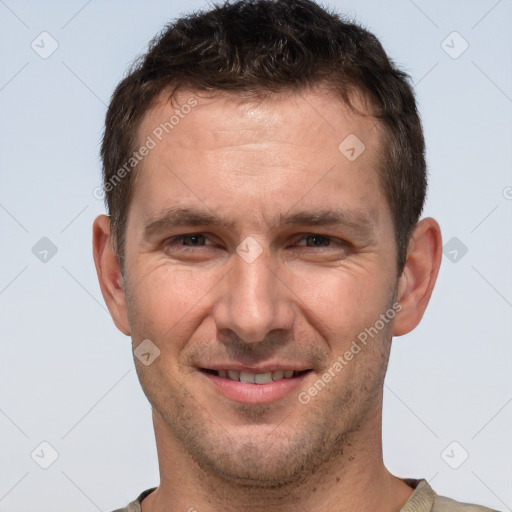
[110, 487, 157, 512]
[400, 479, 500, 512]
[433, 494, 501, 512]
[110, 503, 140, 512]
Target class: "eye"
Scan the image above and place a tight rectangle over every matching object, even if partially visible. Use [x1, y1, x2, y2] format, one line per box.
[164, 233, 214, 250]
[294, 234, 345, 249]
[174, 234, 208, 246]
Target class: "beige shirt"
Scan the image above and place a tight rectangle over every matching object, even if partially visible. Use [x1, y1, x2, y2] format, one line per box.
[111, 478, 500, 511]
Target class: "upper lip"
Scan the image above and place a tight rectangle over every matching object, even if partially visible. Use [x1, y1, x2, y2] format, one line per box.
[199, 364, 312, 373]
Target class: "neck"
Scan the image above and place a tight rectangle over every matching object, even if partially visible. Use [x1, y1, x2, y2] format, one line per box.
[142, 405, 414, 512]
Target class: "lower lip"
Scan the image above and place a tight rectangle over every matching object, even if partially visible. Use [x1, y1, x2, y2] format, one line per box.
[200, 371, 311, 404]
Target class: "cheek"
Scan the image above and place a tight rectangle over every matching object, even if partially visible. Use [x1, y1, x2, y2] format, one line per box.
[285, 262, 396, 348]
[126, 263, 221, 342]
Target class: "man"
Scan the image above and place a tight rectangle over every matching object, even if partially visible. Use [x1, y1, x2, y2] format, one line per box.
[92, 1, 498, 511]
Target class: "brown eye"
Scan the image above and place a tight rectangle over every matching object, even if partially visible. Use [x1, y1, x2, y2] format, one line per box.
[164, 233, 213, 250]
[303, 235, 331, 247]
[178, 234, 207, 246]
[295, 234, 344, 248]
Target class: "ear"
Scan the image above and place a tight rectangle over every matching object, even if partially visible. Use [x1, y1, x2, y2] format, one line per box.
[92, 215, 131, 335]
[393, 217, 442, 336]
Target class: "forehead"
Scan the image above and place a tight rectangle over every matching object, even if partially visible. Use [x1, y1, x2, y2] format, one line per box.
[129, 86, 388, 231]
[138, 85, 380, 153]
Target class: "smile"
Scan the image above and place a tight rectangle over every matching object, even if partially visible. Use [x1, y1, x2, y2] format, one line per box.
[199, 368, 313, 404]
[202, 368, 309, 384]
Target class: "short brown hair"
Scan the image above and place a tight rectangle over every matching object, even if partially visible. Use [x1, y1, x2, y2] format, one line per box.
[101, 0, 426, 274]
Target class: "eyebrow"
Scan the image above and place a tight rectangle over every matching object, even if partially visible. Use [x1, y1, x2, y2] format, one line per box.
[143, 205, 376, 241]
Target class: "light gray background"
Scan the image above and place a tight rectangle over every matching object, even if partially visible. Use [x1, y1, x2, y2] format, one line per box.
[1, 0, 511, 510]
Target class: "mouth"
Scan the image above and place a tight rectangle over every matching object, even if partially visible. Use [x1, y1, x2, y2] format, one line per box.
[201, 368, 310, 383]
[199, 368, 313, 404]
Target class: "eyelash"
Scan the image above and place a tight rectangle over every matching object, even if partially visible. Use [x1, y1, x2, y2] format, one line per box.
[164, 233, 346, 250]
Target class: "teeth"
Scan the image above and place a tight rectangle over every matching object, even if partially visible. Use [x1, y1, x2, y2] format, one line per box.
[255, 372, 273, 384]
[228, 370, 240, 381]
[218, 369, 301, 383]
[240, 371, 255, 383]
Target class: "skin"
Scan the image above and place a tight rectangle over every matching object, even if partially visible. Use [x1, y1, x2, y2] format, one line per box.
[93, 86, 442, 512]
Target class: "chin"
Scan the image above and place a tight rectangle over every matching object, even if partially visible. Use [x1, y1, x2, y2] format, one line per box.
[179, 414, 355, 489]
[191, 440, 311, 488]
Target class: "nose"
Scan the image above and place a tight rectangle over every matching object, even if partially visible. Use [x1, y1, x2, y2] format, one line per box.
[212, 246, 295, 343]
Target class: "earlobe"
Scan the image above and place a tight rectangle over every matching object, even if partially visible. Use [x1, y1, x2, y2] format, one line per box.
[393, 218, 442, 337]
[92, 215, 131, 336]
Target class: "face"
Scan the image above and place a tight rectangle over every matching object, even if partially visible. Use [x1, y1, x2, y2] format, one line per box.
[120, 87, 400, 485]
